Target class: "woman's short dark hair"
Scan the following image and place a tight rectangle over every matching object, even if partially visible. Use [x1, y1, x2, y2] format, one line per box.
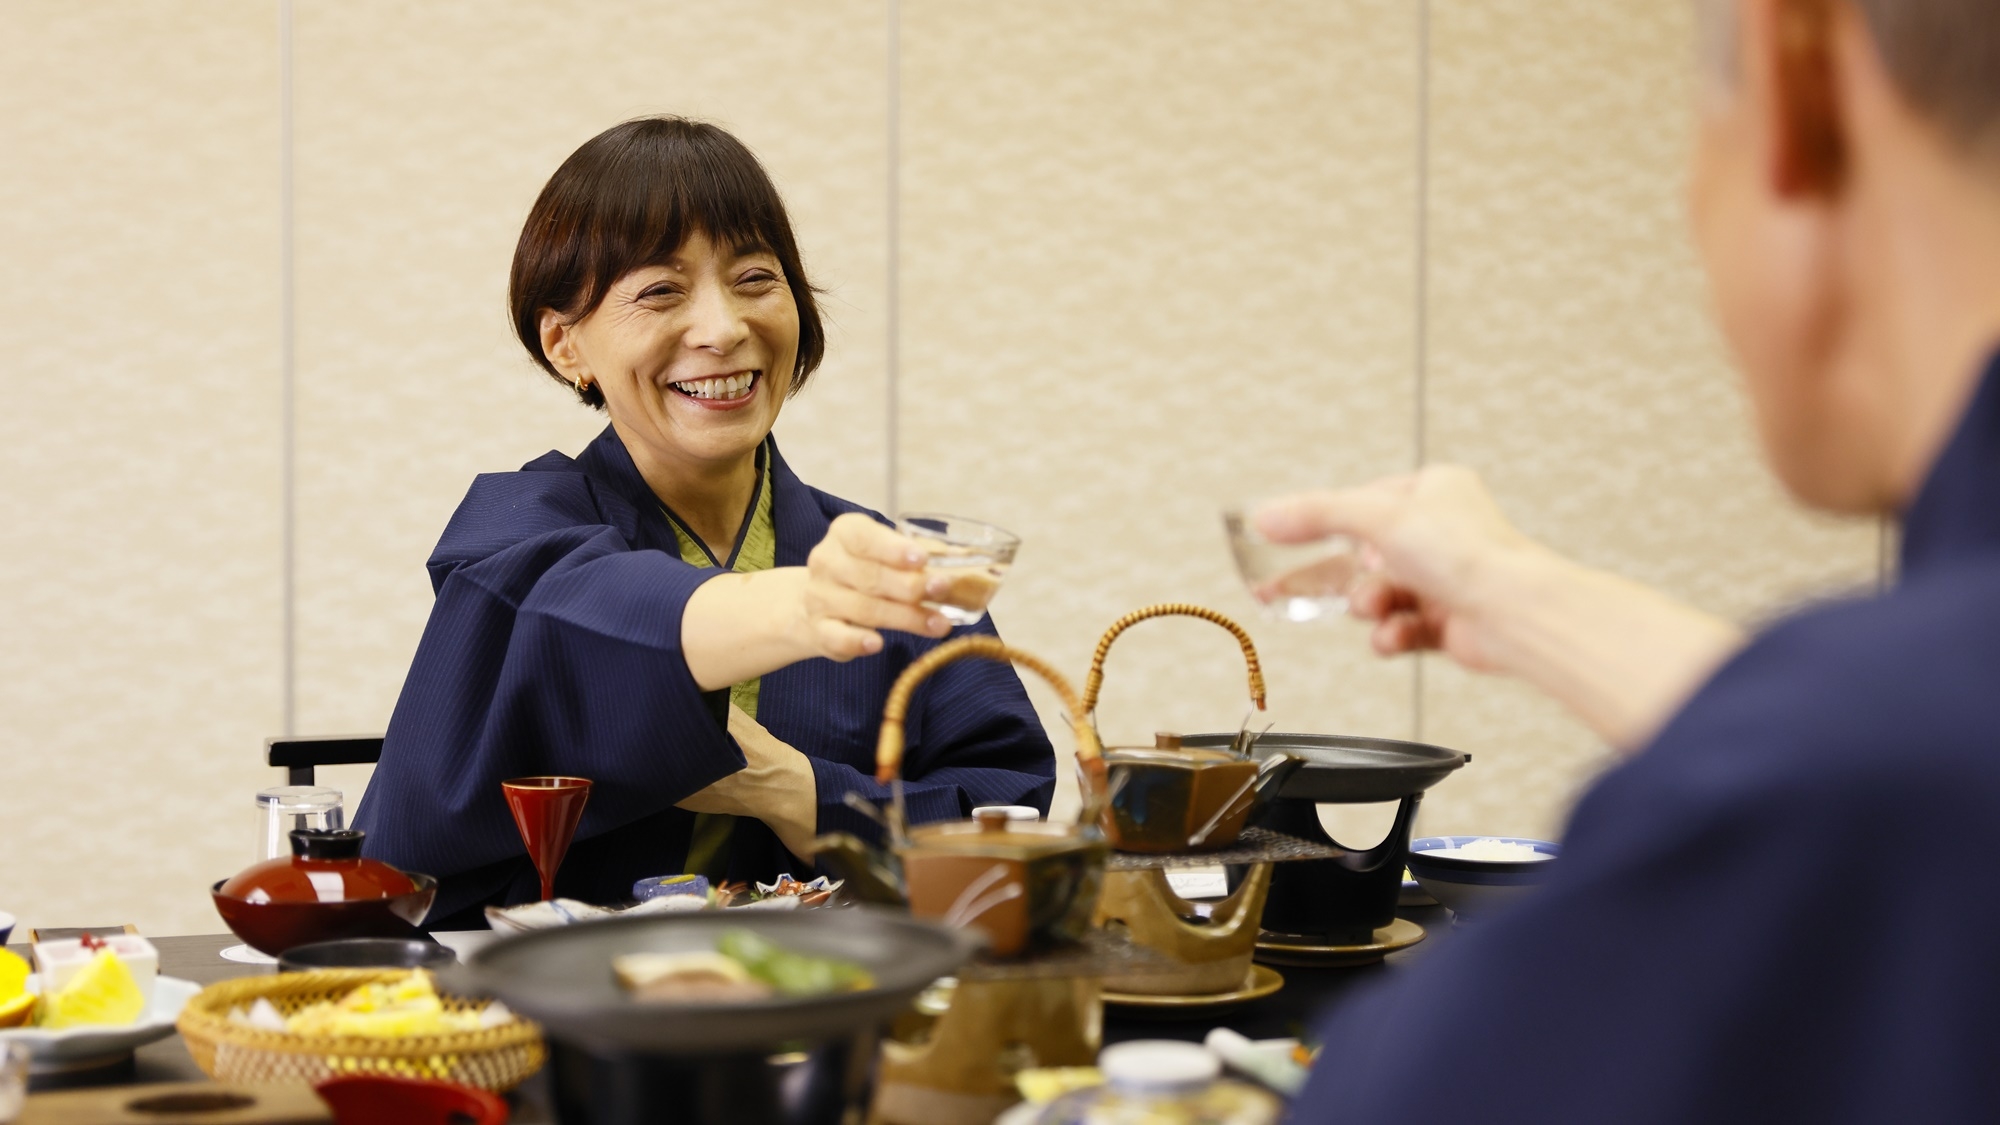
[509, 117, 825, 409]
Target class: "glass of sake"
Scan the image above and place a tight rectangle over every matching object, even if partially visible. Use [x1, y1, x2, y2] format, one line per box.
[897, 513, 1021, 626]
[1223, 505, 1364, 623]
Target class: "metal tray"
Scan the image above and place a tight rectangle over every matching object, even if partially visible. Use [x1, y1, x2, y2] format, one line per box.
[1105, 826, 1345, 871]
[1181, 732, 1468, 804]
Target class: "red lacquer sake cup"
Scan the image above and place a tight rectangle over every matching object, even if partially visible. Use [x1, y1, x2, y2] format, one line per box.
[502, 776, 592, 901]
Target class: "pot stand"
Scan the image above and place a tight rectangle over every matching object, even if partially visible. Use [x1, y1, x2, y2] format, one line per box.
[871, 973, 1100, 1125]
[1092, 863, 1273, 996]
[1246, 792, 1423, 947]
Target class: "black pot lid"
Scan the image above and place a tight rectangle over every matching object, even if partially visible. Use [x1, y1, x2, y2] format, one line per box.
[442, 907, 978, 1055]
[1180, 732, 1468, 804]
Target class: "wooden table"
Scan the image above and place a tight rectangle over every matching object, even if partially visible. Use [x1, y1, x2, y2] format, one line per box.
[8, 908, 1451, 1118]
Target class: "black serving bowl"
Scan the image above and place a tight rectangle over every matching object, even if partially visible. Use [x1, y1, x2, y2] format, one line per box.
[278, 936, 457, 974]
[211, 874, 437, 958]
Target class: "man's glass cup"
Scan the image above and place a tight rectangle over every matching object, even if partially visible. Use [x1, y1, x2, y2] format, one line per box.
[1223, 506, 1364, 623]
[897, 513, 1021, 626]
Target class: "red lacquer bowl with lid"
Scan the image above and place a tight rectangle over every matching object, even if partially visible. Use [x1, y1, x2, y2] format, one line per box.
[212, 829, 437, 957]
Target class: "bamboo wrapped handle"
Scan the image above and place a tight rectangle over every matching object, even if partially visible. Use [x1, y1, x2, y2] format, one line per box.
[1080, 603, 1267, 716]
[875, 635, 1103, 786]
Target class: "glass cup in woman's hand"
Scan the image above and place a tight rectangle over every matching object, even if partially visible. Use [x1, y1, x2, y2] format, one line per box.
[1224, 507, 1362, 623]
[897, 513, 1021, 626]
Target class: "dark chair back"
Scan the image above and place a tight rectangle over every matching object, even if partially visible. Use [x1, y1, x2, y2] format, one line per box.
[266, 735, 384, 786]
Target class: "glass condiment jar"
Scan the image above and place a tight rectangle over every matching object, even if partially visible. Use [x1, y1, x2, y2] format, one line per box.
[1038, 1041, 1281, 1125]
[255, 785, 344, 863]
[220, 829, 416, 905]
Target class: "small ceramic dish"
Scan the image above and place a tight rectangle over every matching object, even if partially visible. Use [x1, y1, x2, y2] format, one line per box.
[0, 975, 200, 1072]
[632, 874, 709, 901]
[1404, 836, 1561, 921]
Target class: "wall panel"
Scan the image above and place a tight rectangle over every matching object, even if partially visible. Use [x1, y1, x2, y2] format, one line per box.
[291, 0, 893, 799]
[1415, 0, 1882, 839]
[0, 3, 281, 934]
[900, 0, 1422, 818]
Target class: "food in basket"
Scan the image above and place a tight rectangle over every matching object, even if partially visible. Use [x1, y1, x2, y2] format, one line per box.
[0, 948, 35, 1028]
[612, 928, 872, 1004]
[228, 970, 513, 1039]
[180, 970, 543, 1093]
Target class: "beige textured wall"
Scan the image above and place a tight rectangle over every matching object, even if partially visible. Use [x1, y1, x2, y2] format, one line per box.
[898, 0, 1421, 824]
[1414, 0, 1881, 840]
[1, 3, 284, 933]
[1, 0, 1881, 934]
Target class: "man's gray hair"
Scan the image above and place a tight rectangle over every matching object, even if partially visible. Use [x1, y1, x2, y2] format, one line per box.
[1697, 0, 2000, 158]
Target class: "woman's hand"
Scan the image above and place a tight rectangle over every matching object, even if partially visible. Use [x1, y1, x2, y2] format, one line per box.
[801, 514, 952, 660]
[681, 514, 950, 690]
[676, 705, 820, 863]
[1256, 465, 1744, 752]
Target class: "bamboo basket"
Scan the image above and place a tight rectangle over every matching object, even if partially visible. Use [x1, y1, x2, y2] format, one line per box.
[175, 969, 544, 1091]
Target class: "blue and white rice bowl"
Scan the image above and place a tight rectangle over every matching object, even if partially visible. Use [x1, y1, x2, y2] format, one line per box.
[1405, 836, 1561, 922]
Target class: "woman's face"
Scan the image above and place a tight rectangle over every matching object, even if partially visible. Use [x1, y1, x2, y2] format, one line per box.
[543, 230, 799, 475]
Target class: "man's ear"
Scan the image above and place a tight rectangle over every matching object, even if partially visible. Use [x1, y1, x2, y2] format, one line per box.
[1763, 0, 1848, 197]
[539, 308, 587, 381]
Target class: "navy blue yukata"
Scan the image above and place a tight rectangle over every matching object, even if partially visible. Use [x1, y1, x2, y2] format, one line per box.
[1292, 351, 2000, 1124]
[353, 427, 1055, 929]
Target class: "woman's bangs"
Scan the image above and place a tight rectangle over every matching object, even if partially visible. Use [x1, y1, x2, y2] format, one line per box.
[627, 139, 785, 274]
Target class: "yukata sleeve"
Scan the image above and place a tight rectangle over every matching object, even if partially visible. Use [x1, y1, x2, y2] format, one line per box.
[807, 615, 1059, 836]
[357, 475, 745, 883]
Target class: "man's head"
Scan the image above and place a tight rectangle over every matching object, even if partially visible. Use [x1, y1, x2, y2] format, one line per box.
[1689, 0, 2000, 512]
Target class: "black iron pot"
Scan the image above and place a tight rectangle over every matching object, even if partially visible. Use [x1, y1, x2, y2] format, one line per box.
[442, 908, 978, 1125]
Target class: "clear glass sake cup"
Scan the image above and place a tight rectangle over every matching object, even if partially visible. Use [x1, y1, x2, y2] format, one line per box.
[1222, 506, 1363, 623]
[897, 513, 1021, 626]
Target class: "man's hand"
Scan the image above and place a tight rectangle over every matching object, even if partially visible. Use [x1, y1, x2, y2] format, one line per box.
[1257, 466, 1539, 672]
[1256, 466, 1743, 752]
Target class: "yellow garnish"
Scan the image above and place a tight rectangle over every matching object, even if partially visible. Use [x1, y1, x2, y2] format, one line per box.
[1015, 1067, 1103, 1106]
[41, 950, 145, 1028]
[0, 948, 28, 1000]
[0, 993, 34, 1028]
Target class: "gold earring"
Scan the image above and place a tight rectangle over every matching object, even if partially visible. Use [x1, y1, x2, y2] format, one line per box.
[574, 378, 593, 402]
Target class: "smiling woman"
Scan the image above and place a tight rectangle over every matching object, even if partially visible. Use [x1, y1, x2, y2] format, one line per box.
[352, 118, 1056, 927]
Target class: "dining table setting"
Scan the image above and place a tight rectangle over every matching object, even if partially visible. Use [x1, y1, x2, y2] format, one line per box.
[0, 512, 1564, 1125]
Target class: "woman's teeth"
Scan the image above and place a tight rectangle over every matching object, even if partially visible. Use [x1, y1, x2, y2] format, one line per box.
[670, 372, 758, 401]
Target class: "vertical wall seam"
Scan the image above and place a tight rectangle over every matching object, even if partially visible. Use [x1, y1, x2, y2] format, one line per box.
[885, 0, 901, 516]
[280, 0, 296, 737]
[1412, 0, 1432, 743]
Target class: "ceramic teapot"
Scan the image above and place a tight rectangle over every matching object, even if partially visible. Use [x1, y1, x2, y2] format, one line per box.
[815, 636, 1109, 958]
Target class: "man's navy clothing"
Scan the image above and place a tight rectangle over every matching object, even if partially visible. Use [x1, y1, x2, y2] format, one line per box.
[1294, 354, 2000, 1123]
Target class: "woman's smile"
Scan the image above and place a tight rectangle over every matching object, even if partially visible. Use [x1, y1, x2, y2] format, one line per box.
[666, 369, 762, 408]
